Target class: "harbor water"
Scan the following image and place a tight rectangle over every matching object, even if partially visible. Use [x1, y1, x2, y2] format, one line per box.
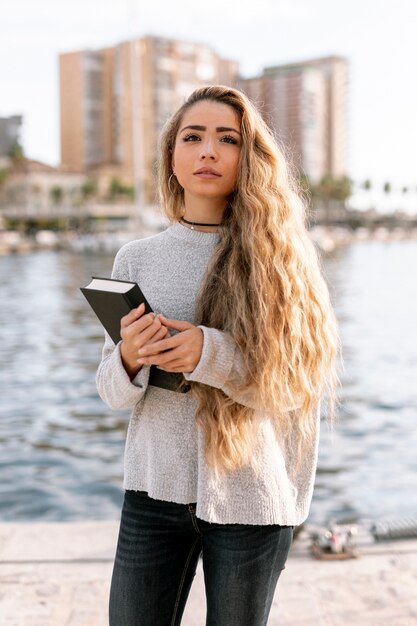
[1, 238, 416, 524]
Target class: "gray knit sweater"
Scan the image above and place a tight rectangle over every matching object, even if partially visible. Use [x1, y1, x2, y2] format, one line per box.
[96, 222, 320, 525]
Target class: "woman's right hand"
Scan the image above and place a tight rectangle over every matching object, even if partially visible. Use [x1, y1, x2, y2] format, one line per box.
[119, 303, 169, 379]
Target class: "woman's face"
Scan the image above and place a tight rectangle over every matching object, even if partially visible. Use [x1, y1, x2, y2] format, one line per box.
[172, 100, 242, 206]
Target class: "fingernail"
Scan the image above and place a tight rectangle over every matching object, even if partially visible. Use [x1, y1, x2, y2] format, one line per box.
[138, 348, 145, 355]
[137, 358, 144, 364]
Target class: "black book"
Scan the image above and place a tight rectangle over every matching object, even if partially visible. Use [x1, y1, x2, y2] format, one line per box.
[80, 277, 190, 393]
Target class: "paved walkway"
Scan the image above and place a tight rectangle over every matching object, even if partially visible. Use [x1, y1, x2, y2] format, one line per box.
[0, 521, 416, 625]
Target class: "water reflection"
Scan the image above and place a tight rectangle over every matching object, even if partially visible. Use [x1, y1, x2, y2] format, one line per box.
[1, 241, 417, 523]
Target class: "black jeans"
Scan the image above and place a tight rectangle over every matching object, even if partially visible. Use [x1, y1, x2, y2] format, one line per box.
[109, 490, 293, 626]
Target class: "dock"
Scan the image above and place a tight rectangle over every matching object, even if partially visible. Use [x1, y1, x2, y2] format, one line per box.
[0, 521, 416, 625]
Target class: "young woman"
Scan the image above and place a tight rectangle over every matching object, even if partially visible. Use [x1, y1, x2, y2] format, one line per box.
[96, 85, 339, 626]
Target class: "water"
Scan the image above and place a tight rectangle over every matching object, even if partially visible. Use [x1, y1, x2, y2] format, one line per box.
[315, 240, 417, 523]
[0, 250, 125, 520]
[1, 241, 416, 524]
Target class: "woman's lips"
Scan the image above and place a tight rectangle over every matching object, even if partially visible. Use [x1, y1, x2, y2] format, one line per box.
[193, 167, 221, 179]
[194, 172, 221, 179]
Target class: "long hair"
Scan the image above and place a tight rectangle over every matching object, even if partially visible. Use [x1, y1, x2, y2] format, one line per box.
[158, 85, 340, 473]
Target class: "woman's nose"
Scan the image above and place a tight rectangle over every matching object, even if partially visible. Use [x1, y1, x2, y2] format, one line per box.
[199, 138, 217, 160]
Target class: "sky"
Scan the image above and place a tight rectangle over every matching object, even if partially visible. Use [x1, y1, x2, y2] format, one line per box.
[1, 0, 417, 207]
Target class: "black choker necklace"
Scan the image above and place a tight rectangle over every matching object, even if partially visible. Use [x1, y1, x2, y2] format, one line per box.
[181, 217, 222, 230]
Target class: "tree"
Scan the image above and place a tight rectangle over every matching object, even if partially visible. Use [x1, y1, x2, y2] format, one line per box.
[331, 176, 352, 203]
[81, 178, 97, 200]
[8, 142, 25, 164]
[310, 174, 353, 223]
[383, 181, 391, 194]
[361, 179, 373, 210]
[0, 168, 9, 188]
[108, 177, 134, 200]
[50, 186, 64, 205]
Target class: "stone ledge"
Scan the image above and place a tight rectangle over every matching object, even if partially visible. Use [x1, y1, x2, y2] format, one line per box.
[1, 522, 417, 626]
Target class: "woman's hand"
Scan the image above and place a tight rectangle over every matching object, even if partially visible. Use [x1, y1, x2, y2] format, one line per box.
[136, 315, 203, 373]
[120, 303, 170, 379]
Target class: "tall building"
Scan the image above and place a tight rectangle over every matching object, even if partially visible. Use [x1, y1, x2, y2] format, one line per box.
[0, 115, 23, 156]
[59, 36, 238, 203]
[59, 48, 115, 171]
[241, 56, 348, 184]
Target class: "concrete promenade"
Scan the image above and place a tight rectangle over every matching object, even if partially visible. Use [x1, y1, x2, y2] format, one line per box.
[0, 521, 416, 626]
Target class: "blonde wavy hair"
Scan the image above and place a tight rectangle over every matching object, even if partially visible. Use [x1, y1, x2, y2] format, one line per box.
[158, 85, 340, 473]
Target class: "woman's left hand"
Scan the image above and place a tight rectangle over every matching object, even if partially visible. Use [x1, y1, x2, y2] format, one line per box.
[136, 315, 203, 373]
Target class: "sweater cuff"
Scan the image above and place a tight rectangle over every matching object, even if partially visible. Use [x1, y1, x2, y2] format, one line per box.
[183, 326, 236, 389]
[110, 342, 151, 402]
[114, 341, 151, 380]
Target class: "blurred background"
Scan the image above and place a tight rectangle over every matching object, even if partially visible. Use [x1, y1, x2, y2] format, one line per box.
[0, 0, 416, 526]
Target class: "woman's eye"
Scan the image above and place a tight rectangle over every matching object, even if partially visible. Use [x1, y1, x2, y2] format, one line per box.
[183, 134, 200, 142]
[220, 135, 238, 144]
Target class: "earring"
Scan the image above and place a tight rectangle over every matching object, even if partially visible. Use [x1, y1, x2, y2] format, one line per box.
[168, 173, 176, 195]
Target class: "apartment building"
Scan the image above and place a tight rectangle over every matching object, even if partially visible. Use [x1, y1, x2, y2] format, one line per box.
[241, 56, 348, 183]
[59, 36, 238, 204]
[60, 49, 113, 171]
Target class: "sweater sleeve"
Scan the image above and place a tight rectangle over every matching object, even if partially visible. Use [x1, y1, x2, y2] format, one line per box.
[183, 326, 258, 408]
[183, 326, 305, 411]
[95, 245, 151, 410]
[96, 335, 151, 410]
